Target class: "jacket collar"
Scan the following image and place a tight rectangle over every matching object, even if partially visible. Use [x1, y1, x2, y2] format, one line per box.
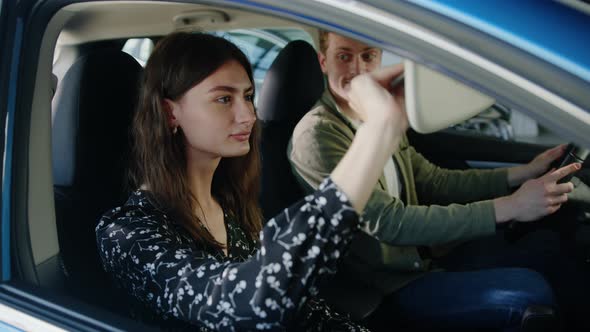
[318, 84, 409, 149]
[317, 84, 411, 202]
[319, 86, 361, 132]
[318, 87, 393, 193]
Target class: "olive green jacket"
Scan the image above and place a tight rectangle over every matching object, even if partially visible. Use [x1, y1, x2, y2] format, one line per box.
[287, 90, 511, 314]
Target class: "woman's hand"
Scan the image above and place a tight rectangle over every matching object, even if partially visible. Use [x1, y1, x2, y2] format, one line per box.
[346, 64, 406, 123]
[331, 64, 408, 213]
[346, 64, 408, 154]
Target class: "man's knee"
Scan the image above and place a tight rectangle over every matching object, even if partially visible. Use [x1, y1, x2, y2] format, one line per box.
[496, 268, 556, 308]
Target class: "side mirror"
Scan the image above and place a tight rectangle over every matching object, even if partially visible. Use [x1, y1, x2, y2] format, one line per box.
[404, 59, 495, 133]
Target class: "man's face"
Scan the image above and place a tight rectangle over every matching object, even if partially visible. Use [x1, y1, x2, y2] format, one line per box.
[319, 33, 382, 105]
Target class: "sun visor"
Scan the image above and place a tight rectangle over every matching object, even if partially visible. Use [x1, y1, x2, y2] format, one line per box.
[404, 59, 495, 133]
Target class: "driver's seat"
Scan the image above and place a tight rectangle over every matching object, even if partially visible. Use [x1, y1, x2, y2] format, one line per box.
[257, 40, 324, 220]
[256, 39, 385, 321]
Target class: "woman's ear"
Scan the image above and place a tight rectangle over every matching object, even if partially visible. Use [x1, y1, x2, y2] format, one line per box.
[163, 98, 179, 128]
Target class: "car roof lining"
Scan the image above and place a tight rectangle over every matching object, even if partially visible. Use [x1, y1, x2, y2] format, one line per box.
[56, 1, 314, 45]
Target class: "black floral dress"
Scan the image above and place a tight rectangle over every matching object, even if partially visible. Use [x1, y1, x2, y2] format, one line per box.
[96, 178, 371, 331]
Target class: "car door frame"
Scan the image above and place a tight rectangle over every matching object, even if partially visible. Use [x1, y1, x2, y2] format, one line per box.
[1, 0, 589, 329]
[0, 0, 178, 330]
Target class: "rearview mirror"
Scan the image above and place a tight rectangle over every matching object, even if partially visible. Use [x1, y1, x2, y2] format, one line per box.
[404, 59, 495, 133]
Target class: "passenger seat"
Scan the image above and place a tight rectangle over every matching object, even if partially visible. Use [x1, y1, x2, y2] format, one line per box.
[51, 49, 142, 314]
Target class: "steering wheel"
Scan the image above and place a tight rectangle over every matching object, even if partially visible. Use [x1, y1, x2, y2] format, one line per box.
[550, 143, 589, 183]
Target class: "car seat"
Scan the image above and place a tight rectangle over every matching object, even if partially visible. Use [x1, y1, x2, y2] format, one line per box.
[257, 39, 387, 321]
[51, 49, 142, 313]
[257, 40, 324, 220]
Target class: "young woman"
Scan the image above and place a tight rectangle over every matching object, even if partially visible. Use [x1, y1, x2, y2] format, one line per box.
[95, 32, 407, 331]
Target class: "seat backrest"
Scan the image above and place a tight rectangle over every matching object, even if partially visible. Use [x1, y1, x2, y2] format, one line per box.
[257, 40, 385, 321]
[52, 49, 142, 311]
[257, 40, 324, 220]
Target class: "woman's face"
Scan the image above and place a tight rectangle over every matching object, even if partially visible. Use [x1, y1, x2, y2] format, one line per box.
[168, 60, 256, 159]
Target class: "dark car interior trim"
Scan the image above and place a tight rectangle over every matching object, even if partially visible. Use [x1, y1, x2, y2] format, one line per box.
[0, 281, 156, 331]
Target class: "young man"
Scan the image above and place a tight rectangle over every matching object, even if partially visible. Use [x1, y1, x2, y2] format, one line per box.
[288, 30, 585, 330]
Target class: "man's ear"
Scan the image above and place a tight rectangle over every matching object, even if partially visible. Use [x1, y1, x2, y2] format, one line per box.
[318, 52, 328, 74]
[163, 98, 179, 128]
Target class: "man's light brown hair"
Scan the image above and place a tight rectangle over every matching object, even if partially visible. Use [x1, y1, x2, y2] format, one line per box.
[318, 30, 382, 56]
[318, 29, 330, 55]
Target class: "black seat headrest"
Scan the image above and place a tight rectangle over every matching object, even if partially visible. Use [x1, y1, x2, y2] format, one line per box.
[257, 40, 324, 220]
[256, 40, 324, 124]
[52, 50, 142, 195]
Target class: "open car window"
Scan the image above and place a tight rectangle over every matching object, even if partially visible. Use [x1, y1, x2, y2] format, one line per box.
[449, 107, 563, 145]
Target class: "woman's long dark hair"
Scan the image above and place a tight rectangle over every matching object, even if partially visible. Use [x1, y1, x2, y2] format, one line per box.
[130, 32, 262, 250]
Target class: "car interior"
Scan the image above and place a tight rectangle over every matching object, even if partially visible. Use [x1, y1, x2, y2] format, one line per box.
[8, 0, 590, 330]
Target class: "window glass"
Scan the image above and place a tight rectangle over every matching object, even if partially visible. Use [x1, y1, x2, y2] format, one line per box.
[510, 110, 562, 144]
[219, 32, 279, 88]
[270, 29, 314, 45]
[448, 106, 562, 145]
[120, 29, 313, 104]
[379, 49, 561, 145]
[381, 50, 402, 66]
[213, 28, 314, 105]
[450, 104, 513, 141]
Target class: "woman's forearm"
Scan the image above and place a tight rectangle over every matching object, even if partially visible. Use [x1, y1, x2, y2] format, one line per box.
[331, 120, 400, 213]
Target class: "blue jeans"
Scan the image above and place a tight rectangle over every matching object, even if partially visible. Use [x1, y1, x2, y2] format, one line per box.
[435, 228, 589, 331]
[367, 230, 567, 331]
[384, 268, 554, 331]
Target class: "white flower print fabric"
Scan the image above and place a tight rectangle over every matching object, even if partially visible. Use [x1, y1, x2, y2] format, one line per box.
[96, 178, 369, 331]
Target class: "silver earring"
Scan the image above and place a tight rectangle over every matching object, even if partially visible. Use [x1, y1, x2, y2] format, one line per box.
[172, 126, 178, 135]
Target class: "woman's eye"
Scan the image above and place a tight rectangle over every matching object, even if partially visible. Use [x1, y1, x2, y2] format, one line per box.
[245, 94, 254, 102]
[216, 96, 231, 104]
